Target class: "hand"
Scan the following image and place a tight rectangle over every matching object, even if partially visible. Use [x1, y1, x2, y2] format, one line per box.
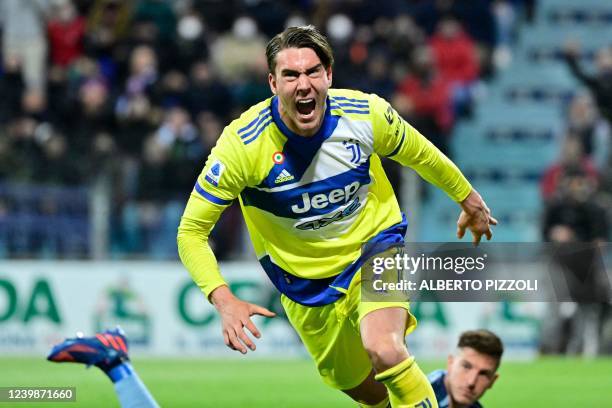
[457, 189, 498, 246]
[210, 286, 276, 354]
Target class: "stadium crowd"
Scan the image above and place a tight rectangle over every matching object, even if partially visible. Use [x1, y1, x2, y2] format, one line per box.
[0, 0, 530, 259]
[538, 36, 612, 356]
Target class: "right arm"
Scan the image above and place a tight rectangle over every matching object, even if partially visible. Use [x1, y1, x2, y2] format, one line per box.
[177, 130, 274, 354]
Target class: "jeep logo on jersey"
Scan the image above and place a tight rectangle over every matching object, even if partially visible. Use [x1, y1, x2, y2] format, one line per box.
[291, 181, 360, 214]
[296, 197, 361, 230]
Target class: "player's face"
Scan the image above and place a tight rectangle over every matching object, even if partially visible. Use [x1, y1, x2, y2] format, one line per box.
[269, 47, 332, 137]
[445, 347, 499, 406]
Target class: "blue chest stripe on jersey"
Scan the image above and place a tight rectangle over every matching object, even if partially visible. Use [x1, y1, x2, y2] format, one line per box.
[242, 159, 371, 219]
[194, 182, 232, 205]
[238, 107, 271, 134]
[259, 214, 408, 306]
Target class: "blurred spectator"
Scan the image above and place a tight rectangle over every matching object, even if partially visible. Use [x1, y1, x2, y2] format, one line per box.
[361, 53, 397, 101]
[233, 57, 271, 111]
[0, 0, 51, 105]
[174, 7, 208, 71]
[121, 134, 174, 256]
[543, 168, 607, 244]
[155, 106, 200, 196]
[429, 15, 480, 117]
[187, 61, 233, 119]
[196, 111, 223, 155]
[115, 45, 160, 156]
[387, 15, 427, 65]
[85, 0, 134, 80]
[133, 0, 176, 43]
[242, 0, 290, 38]
[541, 168, 609, 356]
[33, 132, 83, 185]
[396, 46, 454, 155]
[60, 78, 117, 167]
[6, 116, 45, 182]
[563, 42, 612, 126]
[47, 0, 86, 69]
[210, 16, 267, 83]
[565, 93, 610, 165]
[0, 137, 19, 182]
[409, 0, 496, 76]
[540, 136, 598, 202]
[492, 0, 516, 69]
[429, 15, 479, 84]
[155, 70, 189, 108]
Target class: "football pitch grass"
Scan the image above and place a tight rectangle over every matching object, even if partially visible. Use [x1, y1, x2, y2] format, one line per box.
[2, 357, 611, 407]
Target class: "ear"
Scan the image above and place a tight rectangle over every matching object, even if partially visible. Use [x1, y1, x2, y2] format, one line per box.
[268, 72, 277, 95]
[446, 355, 453, 371]
[326, 66, 333, 87]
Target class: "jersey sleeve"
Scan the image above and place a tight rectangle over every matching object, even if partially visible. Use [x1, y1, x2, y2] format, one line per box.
[370, 93, 472, 202]
[177, 128, 249, 299]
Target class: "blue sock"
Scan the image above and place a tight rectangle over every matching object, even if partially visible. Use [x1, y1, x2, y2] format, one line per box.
[107, 363, 159, 408]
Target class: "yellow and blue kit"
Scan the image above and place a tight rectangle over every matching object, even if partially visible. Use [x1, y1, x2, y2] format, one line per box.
[178, 88, 471, 306]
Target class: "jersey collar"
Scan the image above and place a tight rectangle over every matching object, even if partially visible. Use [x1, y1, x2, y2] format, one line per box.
[270, 95, 335, 143]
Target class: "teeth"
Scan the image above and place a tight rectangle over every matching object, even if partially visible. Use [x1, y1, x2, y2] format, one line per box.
[297, 99, 314, 104]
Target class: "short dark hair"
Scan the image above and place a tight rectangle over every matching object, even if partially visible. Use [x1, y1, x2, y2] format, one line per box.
[458, 330, 504, 363]
[266, 25, 334, 74]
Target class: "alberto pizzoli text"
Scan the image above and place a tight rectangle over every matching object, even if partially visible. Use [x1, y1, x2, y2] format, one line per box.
[372, 279, 538, 292]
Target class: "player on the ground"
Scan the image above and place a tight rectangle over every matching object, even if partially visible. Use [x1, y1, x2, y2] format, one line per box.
[48, 328, 159, 408]
[178, 25, 496, 408]
[428, 330, 503, 408]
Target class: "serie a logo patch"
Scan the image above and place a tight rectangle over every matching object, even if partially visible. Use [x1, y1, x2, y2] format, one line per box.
[205, 160, 225, 187]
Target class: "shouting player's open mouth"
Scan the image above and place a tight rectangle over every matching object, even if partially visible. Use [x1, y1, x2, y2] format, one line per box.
[296, 98, 316, 120]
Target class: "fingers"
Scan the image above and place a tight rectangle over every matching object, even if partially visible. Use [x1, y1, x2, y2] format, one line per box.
[244, 319, 261, 339]
[223, 318, 261, 354]
[489, 216, 499, 225]
[473, 232, 482, 246]
[249, 304, 276, 318]
[219, 301, 272, 354]
[237, 328, 256, 352]
[225, 327, 247, 354]
[225, 324, 258, 354]
[457, 225, 466, 239]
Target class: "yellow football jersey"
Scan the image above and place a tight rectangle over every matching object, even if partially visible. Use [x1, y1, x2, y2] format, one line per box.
[178, 89, 471, 305]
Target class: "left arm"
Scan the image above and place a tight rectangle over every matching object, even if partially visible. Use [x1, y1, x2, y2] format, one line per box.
[371, 94, 497, 244]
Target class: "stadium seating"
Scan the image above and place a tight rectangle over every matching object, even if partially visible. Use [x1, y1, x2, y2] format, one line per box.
[418, 0, 612, 242]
